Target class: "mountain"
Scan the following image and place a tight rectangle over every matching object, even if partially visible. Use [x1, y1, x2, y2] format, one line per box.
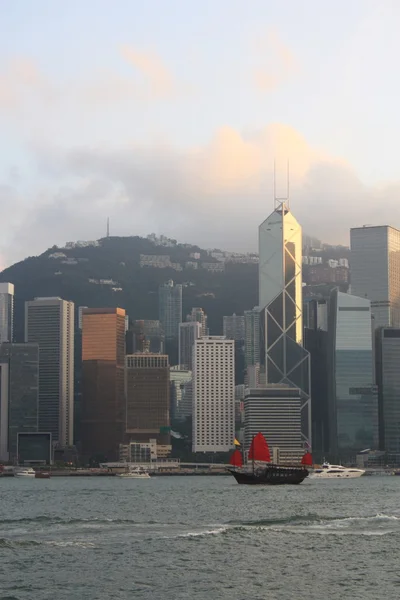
[0, 235, 259, 341]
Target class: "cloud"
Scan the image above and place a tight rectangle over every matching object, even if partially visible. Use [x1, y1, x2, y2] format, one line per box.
[120, 46, 176, 98]
[0, 58, 55, 115]
[253, 30, 299, 91]
[3, 122, 397, 267]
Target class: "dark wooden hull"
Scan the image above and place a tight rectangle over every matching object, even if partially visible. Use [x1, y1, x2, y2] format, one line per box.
[228, 465, 309, 485]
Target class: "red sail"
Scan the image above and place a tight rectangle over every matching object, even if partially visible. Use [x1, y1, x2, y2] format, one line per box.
[248, 432, 271, 462]
[229, 449, 243, 467]
[301, 451, 313, 466]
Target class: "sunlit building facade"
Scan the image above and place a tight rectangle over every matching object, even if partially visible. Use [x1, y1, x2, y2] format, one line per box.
[351, 225, 400, 328]
[328, 290, 378, 458]
[258, 202, 311, 446]
[81, 307, 126, 460]
[0, 283, 14, 344]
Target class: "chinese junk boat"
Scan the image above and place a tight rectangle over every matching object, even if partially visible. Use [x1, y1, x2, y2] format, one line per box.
[228, 433, 310, 485]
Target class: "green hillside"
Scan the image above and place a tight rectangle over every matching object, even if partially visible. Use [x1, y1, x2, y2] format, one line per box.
[0, 236, 258, 341]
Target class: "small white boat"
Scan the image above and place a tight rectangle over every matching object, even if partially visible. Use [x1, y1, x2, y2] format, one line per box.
[310, 462, 365, 479]
[14, 467, 36, 477]
[116, 466, 151, 479]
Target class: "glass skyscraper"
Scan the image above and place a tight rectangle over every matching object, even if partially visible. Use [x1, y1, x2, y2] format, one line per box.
[0, 282, 14, 344]
[259, 201, 311, 446]
[244, 307, 260, 369]
[159, 280, 182, 339]
[351, 225, 400, 328]
[328, 290, 378, 459]
[0, 343, 39, 462]
[375, 328, 400, 458]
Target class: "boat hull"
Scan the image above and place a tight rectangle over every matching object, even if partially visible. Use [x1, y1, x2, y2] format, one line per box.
[228, 465, 308, 485]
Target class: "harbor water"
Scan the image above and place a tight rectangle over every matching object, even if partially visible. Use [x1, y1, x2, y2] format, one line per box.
[1, 475, 400, 599]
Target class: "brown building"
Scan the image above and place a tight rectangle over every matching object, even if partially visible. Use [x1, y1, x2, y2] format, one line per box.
[81, 308, 126, 461]
[125, 353, 171, 448]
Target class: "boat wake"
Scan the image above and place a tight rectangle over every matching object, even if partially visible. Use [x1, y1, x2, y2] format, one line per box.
[176, 513, 400, 539]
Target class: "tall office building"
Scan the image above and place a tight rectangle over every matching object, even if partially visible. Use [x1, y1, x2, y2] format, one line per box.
[0, 283, 14, 344]
[187, 307, 208, 336]
[192, 337, 235, 452]
[179, 321, 201, 370]
[328, 290, 378, 458]
[81, 307, 126, 461]
[244, 307, 260, 368]
[0, 343, 39, 462]
[25, 297, 74, 447]
[159, 280, 182, 339]
[131, 320, 165, 354]
[375, 328, 400, 458]
[223, 314, 245, 341]
[259, 201, 311, 445]
[244, 385, 303, 464]
[170, 366, 192, 421]
[351, 225, 400, 328]
[125, 353, 170, 449]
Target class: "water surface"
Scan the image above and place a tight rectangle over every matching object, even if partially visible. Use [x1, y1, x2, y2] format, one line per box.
[1, 475, 400, 599]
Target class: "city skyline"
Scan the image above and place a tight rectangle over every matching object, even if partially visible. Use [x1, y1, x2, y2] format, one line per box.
[1, 1, 400, 268]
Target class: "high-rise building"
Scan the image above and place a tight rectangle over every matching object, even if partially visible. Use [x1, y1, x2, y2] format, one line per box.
[159, 280, 182, 339]
[327, 290, 378, 459]
[244, 385, 303, 464]
[192, 336, 235, 453]
[223, 314, 245, 341]
[244, 307, 260, 368]
[170, 366, 192, 421]
[131, 320, 165, 354]
[0, 283, 14, 344]
[259, 201, 311, 445]
[0, 343, 39, 462]
[350, 225, 400, 328]
[25, 297, 74, 447]
[125, 353, 170, 449]
[81, 307, 126, 461]
[179, 321, 201, 370]
[375, 328, 400, 458]
[187, 307, 208, 336]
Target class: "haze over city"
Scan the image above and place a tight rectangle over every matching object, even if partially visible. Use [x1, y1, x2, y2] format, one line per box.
[1, 0, 400, 269]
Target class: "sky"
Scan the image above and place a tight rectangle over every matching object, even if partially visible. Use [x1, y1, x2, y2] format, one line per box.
[1, 0, 400, 269]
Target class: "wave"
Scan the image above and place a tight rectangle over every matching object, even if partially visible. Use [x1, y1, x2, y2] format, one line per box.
[0, 515, 162, 527]
[173, 514, 400, 540]
[0, 538, 40, 548]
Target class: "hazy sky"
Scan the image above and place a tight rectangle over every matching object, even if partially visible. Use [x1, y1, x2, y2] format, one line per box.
[1, 0, 400, 268]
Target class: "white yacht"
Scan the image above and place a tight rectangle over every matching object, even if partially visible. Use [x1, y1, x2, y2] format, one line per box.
[310, 462, 365, 479]
[14, 467, 36, 477]
[116, 466, 151, 479]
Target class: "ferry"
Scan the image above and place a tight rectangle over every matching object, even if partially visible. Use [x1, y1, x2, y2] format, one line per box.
[14, 467, 36, 477]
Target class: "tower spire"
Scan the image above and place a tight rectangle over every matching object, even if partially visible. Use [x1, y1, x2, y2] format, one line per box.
[106, 217, 110, 238]
[273, 159, 290, 211]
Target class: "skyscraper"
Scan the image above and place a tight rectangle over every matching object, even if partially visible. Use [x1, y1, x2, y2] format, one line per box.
[25, 297, 74, 447]
[0, 283, 14, 344]
[170, 366, 192, 421]
[327, 290, 378, 458]
[223, 314, 245, 341]
[187, 307, 208, 336]
[244, 307, 260, 368]
[244, 385, 303, 464]
[192, 336, 235, 453]
[0, 343, 39, 462]
[159, 280, 182, 339]
[81, 307, 126, 461]
[259, 201, 311, 445]
[350, 225, 400, 328]
[375, 327, 400, 457]
[179, 321, 201, 370]
[125, 353, 171, 449]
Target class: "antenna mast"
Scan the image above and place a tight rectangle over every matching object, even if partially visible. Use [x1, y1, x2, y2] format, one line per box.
[106, 217, 110, 238]
[273, 159, 290, 211]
